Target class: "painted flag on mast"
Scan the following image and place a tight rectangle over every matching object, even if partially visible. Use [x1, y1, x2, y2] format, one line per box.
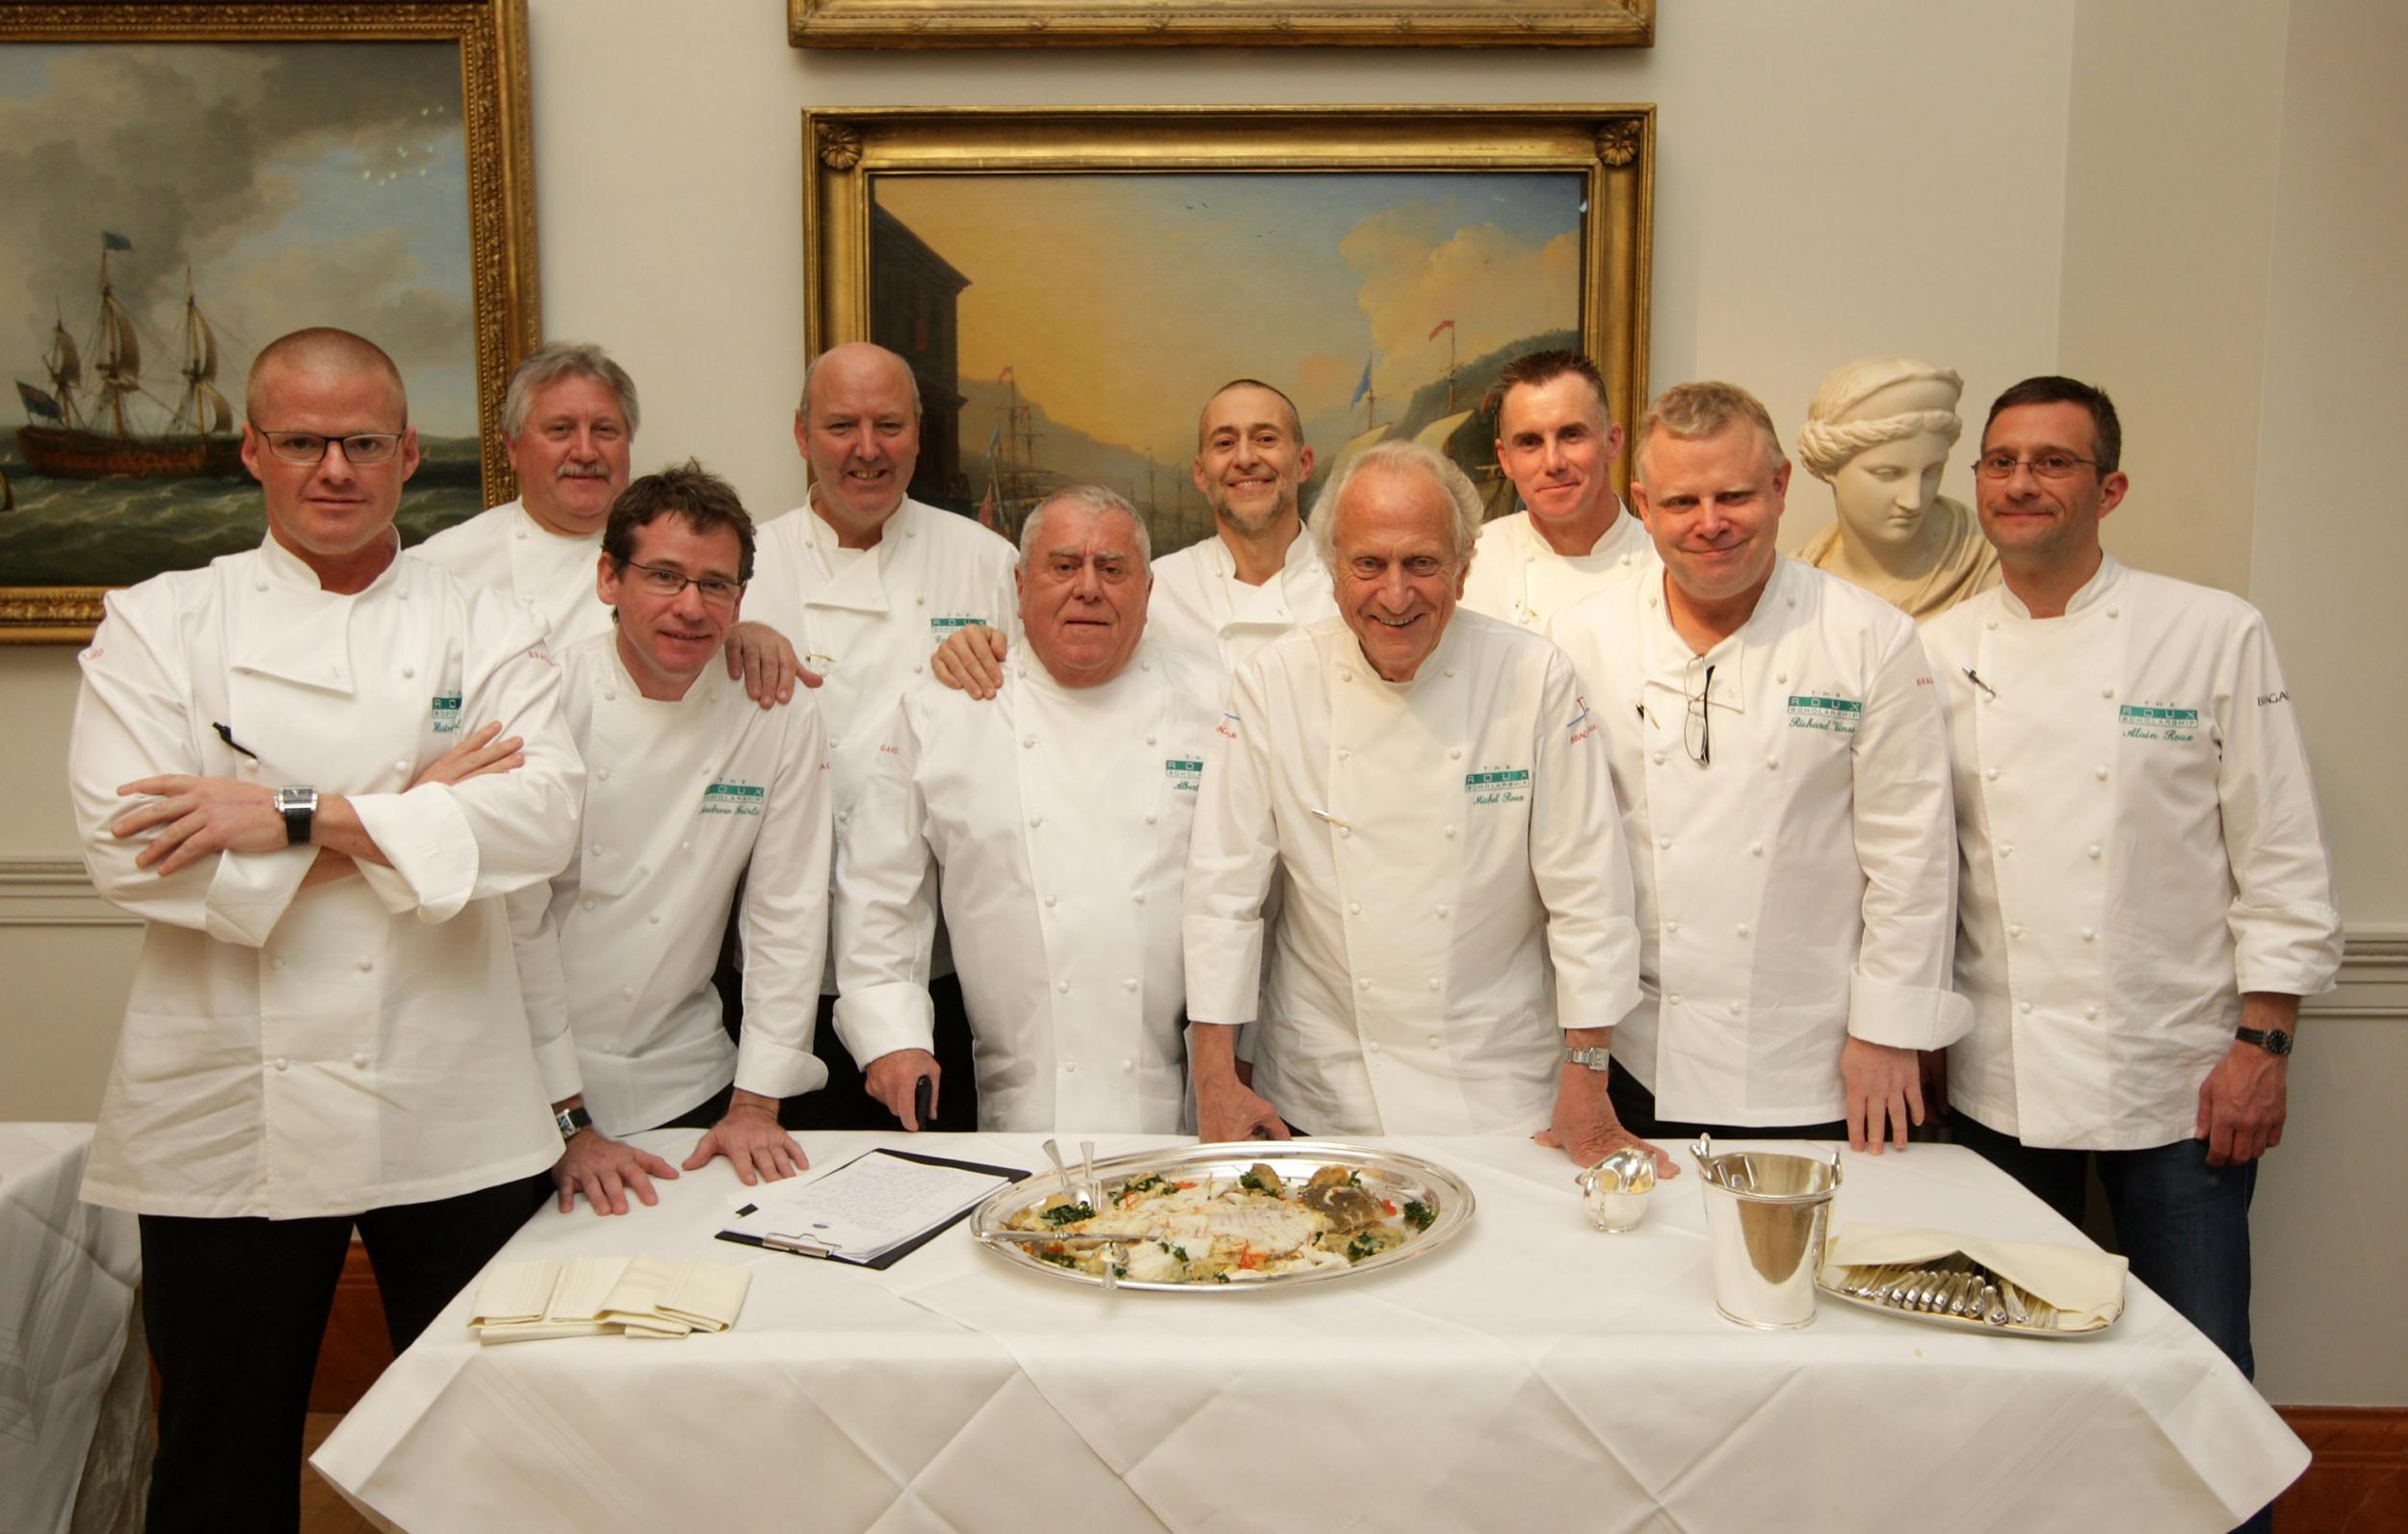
[102, 231, 134, 251]
[997, 365, 1013, 383]
[1348, 356, 1373, 407]
[1427, 319, 1455, 340]
[16, 381, 65, 422]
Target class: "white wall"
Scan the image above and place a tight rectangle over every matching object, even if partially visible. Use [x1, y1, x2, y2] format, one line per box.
[4, 0, 2401, 1402]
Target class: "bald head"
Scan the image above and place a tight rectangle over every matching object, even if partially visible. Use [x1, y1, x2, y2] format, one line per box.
[246, 327, 406, 426]
[798, 341, 921, 422]
[795, 341, 924, 537]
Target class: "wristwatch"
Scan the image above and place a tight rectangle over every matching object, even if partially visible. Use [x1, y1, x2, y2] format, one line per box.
[554, 1104, 593, 1141]
[1562, 1046, 1613, 1073]
[273, 786, 317, 846]
[2235, 1026, 2294, 1057]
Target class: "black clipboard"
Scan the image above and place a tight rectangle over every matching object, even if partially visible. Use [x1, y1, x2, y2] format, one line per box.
[714, 1146, 1031, 1271]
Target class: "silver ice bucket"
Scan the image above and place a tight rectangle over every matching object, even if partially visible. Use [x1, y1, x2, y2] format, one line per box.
[1690, 1136, 1843, 1330]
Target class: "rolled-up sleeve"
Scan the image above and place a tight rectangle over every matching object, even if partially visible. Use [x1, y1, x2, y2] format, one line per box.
[1182, 664, 1276, 1026]
[1529, 654, 1642, 1031]
[736, 699, 835, 1101]
[1846, 619, 1974, 1050]
[831, 697, 938, 1067]
[2216, 613, 2343, 997]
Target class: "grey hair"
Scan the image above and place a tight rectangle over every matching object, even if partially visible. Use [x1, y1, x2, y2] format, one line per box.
[1018, 484, 1152, 567]
[501, 341, 639, 440]
[1309, 440, 1483, 567]
[798, 347, 923, 421]
[1796, 356, 1964, 481]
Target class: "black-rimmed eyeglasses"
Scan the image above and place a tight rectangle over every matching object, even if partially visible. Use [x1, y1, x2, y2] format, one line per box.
[617, 559, 745, 606]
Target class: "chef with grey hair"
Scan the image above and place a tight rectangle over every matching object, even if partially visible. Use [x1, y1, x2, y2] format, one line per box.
[1184, 440, 1653, 1168]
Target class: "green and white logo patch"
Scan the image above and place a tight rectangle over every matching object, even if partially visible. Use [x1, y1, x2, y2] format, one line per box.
[700, 781, 766, 818]
[2119, 703, 2200, 742]
[1464, 767, 1531, 806]
[1787, 693, 1862, 735]
[929, 615, 983, 641]
[1165, 757, 1203, 793]
[431, 692, 462, 735]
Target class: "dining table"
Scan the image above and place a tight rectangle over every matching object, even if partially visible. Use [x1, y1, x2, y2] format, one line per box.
[312, 1129, 2305, 1533]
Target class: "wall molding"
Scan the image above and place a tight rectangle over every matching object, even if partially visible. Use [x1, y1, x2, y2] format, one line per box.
[0, 858, 137, 928]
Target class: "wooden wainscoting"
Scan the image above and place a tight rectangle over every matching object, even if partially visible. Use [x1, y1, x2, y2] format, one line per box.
[2274, 1407, 2408, 1531]
[311, 1236, 395, 1413]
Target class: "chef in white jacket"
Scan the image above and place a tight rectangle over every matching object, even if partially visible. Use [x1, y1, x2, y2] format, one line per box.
[1460, 349, 1653, 630]
[1548, 381, 1968, 1153]
[411, 341, 637, 646]
[932, 377, 1337, 693]
[836, 486, 1220, 1131]
[1923, 377, 2340, 1417]
[515, 462, 831, 1209]
[1185, 440, 1654, 1167]
[65, 329, 584, 1534]
[735, 341, 1019, 1127]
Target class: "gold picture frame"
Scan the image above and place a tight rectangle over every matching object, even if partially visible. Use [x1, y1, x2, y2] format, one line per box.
[0, 0, 539, 642]
[791, 0, 1651, 49]
[803, 106, 1653, 545]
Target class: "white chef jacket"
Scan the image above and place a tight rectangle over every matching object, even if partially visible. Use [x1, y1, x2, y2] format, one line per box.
[410, 499, 613, 647]
[517, 634, 833, 1134]
[1548, 557, 1970, 1126]
[1459, 504, 1655, 632]
[833, 642, 1221, 1131]
[1921, 557, 2341, 1150]
[1147, 530, 1339, 671]
[1185, 611, 1642, 1136]
[743, 496, 1018, 988]
[67, 534, 586, 1219]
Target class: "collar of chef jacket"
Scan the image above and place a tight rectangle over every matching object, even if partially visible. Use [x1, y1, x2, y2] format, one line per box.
[1193, 526, 1327, 631]
[1995, 552, 2125, 623]
[789, 493, 931, 614]
[1629, 554, 1817, 719]
[232, 530, 406, 694]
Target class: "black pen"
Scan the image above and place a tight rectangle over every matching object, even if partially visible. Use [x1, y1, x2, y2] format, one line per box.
[1960, 667, 1998, 700]
[212, 721, 259, 760]
[913, 1075, 933, 1132]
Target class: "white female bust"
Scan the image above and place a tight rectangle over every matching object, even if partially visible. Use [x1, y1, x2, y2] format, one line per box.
[1796, 356, 1999, 621]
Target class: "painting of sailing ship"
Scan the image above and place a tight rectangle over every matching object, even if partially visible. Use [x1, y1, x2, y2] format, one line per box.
[867, 171, 1588, 553]
[1, 38, 491, 597]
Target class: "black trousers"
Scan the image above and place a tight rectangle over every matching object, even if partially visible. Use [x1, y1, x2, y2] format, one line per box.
[1607, 1059, 1848, 1143]
[785, 974, 982, 1131]
[138, 1171, 550, 1534]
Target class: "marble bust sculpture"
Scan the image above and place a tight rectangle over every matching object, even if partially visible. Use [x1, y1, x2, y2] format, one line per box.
[1796, 356, 1999, 620]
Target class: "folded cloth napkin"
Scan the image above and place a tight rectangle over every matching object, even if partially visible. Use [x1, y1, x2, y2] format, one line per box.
[1819, 1223, 2128, 1329]
[469, 1256, 751, 1344]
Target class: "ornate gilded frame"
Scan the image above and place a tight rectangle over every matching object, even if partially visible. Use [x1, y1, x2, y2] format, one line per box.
[803, 106, 1653, 508]
[0, 0, 538, 642]
[791, 0, 1650, 49]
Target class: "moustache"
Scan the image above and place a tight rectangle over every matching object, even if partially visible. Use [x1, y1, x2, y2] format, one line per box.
[557, 462, 613, 481]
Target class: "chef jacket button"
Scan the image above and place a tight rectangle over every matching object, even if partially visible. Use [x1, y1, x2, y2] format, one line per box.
[514, 529, 527, 540]
[356, 958, 374, 973]
[1145, 735, 1157, 746]
[2101, 687, 2114, 699]
[1045, 895, 1058, 908]
[401, 664, 415, 679]
[1667, 995, 1682, 1006]
[1736, 923, 1750, 938]
[1028, 816, 1043, 830]
[1338, 748, 1351, 761]
[274, 1057, 289, 1072]
[1123, 977, 1138, 991]
[1022, 736, 1035, 748]
[591, 844, 604, 857]
[2001, 845, 2014, 858]
[1665, 920, 1680, 934]
[581, 899, 595, 912]
[1444, 668, 1456, 678]
[2008, 924, 2024, 939]
[912, 663, 924, 674]
[1357, 977, 1373, 991]
[2081, 927, 2096, 942]
[915, 595, 926, 604]
[603, 691, 616, 702]
[1139, 660, 1151, 672]
[1449, 747, 1462, 760]
[1368, 1040, 1382, 1053]
[1647, 595, 1659, 609]
[680, 841, 692, 851]
[1064, 1059, 1078, 1073]
[1652, 753, 1666, 767]
[906, 529, 917, 539]
[1985, 619, 1999, 631]
[1658, 835, 1672, 849]
[2087, 844, 2103, 859]
[1341, 671, 1353, 683]
[2020, 1001, 2033, 1015]
[828, 738, 842, 750]
[1145, 814, 1159, 826]
[394, 761, 408, 773]
[272, 957, 287, 971]
[1750, 842, 1764, 856]
[648, 913, 661, 924]
[1436, 903, 1450, 917]
[596, 767, 611, 782]
[1426, 979, 1439, 993]
[1427, 1033, 1441, 1047]
[1765, 756, 1779, 771]
[1444, 825, 1456, 839]
[2094, 765, 2109, 781]
[2107, 607, 2120, 619]
[1776, 672, 1788, 686]
[1122, 1058, 1136, 1073]
[255, 581, 269, 591]
[1132, 892, 1146, 905]
[1058, 979, 1071, 994]
[2087, 1005, 2102, 1020]
[622, 985, 635, 998]
[1786, 597, 1796, 608]
[1348, 901, 1361, 914]
[1983, 767, 2001, 782]
[353, 1053, 370, 1068]
[836, 810, 850, 824]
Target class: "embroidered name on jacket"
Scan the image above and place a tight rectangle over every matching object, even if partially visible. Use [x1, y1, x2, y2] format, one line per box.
[1165, 757, 1203, 792]
[2119, 703, 2200, 742]
[1787, 694, 1861, 734]
[700, 781, 766, 817]
[431, 693, 462, 734]
[1465, 767, 1531, 806]
[929, 615, 984, 640]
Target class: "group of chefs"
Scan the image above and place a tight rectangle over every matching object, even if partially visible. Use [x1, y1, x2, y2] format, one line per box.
[65, 326, 2337, 1532]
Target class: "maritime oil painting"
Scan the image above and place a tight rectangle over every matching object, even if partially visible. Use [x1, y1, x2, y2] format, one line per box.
[0, 39, 485, 596]
[866, 171, 1587, 552]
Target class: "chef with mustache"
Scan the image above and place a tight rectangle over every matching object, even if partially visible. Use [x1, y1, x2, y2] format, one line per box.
[1547, 381, 1968, 1155]
[736, 341, 1019, 1128]
[1184, 440, 1656, 1169]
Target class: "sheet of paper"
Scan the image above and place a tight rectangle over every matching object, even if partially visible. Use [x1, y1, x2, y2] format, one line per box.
[723, 1150, 1013, 1262]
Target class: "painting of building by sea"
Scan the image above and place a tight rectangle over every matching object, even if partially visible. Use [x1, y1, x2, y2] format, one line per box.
[0, 39, 489, 595]
[868, 172, 1589, 553]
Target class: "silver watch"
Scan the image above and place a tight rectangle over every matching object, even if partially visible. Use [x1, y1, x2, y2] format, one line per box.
[273, 786, 317, 846]
[1562, 1046, 1613, 1073]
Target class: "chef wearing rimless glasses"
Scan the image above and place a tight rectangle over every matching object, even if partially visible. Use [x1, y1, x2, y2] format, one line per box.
[1549, 379, 1967, 1157]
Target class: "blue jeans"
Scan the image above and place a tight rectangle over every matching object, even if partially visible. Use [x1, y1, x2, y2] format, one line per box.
[1951, 1114, 2272, 1534]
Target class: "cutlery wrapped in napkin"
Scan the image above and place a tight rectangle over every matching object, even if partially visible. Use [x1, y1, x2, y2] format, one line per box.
[1820, 1223, 2127, 1331]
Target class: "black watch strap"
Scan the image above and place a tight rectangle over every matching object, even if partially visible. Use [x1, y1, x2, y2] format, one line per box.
[555, 1105, 594, 1141]
[2235, 1026, 2294, 1057]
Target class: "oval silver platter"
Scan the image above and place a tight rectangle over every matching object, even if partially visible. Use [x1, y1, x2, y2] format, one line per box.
[970, 1139, 1475, 1292]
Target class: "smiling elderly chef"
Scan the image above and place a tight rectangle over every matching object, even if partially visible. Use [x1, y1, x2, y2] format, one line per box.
[1184, 439, 1652, 1166]
[1548, 381, 1969, 1154]
[834, 486, 1220, 1131]
[735, 341, 1018, 1127]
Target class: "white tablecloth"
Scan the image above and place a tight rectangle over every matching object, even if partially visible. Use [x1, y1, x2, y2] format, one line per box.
[315, 1131, 2304, 1534]
[0, 1124, 144, 1534]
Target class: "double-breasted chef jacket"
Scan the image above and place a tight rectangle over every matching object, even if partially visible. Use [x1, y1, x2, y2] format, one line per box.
[834, 641, 1223, 1131]
[1146, 529, 1339, 672]
[1185, 611, 1643, 1137]
[1459, 504, 1654, 633]
[410, 498, 614, 648]
[742, 497, 1018, 987]
[517, 633, 833, 1135]
[1549, 557, 1970, 1127]
[68, 535, 586, 1219]
[1921, 557, 2342, 1151]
